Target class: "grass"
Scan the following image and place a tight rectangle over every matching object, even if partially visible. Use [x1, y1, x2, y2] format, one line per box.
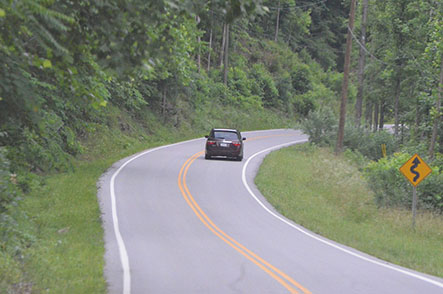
[1, 105, 294, 293]
[255, 144, 443, 278]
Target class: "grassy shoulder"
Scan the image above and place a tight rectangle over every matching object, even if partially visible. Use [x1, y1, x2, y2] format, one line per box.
[255, 144, 443, 278]
[1, 106, 294, 293]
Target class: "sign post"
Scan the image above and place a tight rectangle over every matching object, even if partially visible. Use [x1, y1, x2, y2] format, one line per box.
[399, 154, 432, 229]
[381, 144, 387, 158]
[411, 186, 417, 228]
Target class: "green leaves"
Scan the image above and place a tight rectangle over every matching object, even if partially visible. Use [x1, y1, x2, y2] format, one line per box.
[42, 59, 52, 68]
[365, 152, 442, 212]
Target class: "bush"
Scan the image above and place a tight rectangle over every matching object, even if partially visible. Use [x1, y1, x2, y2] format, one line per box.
[343, 125, 398, 161]
[301, 110, 397, 161]
[365, 152, 442, 213]
[301, 107, 337, 146]
[0, 147, 34, 260]
[0, 148, 17, 213]
[249, 64, 279, 108]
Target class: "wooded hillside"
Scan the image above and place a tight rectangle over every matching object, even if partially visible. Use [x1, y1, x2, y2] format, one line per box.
[1, 0, 441, 177]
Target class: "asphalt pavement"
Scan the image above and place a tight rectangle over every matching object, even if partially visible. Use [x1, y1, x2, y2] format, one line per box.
[98, 129, 443, 294]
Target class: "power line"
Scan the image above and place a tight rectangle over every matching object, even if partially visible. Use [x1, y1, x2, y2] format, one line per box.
[267, 0, 327, 10]
[348, 25, 428, 77]
[347, 25, 389, 66]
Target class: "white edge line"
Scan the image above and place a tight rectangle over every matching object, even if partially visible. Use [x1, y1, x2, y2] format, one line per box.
[109, 138, 203, 294]
[241, 140, 443, 289]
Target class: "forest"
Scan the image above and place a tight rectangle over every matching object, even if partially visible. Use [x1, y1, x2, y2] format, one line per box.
[1, 0, 440, 172]
[0, 0, 442, 291]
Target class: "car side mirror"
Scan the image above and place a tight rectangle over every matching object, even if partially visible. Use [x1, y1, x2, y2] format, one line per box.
[242, 137, 246, 141]
[205, 135, 209, 138]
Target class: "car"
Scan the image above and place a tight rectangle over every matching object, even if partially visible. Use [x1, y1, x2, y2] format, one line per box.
[204, 128, 246, 161]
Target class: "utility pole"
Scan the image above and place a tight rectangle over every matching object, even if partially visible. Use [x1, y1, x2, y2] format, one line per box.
[336, 0, 357, 155]
[223, 24, 230, 86]
[355, 0, 369, 127]
[196, 15, 201, 74]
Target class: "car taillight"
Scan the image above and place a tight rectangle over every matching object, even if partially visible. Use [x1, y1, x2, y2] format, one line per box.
[207, 141, 216, 145]
[232, 142, 241, 147]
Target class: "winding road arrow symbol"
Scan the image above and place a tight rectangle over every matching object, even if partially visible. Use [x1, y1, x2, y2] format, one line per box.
[399, 153, 432, 187]
[410, 157, 421, 182]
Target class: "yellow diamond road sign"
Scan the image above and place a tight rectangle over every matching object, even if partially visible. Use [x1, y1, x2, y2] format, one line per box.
[399, 154, 432, 187]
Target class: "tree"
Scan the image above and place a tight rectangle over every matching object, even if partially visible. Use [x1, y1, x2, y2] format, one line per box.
[365, 0, 439, 138]
[429, 60, 442, 158]
[335, 0, 357, 155]
[274, 1, 281, 42]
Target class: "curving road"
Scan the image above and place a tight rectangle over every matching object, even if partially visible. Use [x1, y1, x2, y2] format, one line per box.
[98, 129, 443, 294]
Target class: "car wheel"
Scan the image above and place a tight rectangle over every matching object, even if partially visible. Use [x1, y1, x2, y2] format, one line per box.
[205, 154, 211, 160]
[236, 155, 243, 161]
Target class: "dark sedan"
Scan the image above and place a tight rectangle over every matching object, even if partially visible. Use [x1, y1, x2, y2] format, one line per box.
[205, 128, 246, 161]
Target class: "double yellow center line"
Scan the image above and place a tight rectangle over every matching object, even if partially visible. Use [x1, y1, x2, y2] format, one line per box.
[177, 147, 311, 293]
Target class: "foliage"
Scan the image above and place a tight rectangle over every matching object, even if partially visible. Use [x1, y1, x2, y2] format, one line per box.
[301, 107, 337, 146]
[365, 152, 442, 213]
[0, 148, 35, 289]
[249, 63, 278, 107]
[302, 109, 441, 213]
[0, 148, 17, 213]
[250, 0, 346, 69]
[363, 0, 442, 150]
[343, 125, 398, 161]
[302, 108, 397, 161]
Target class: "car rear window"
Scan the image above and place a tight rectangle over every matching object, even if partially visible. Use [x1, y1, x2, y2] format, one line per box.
[213, 131, 239, 141]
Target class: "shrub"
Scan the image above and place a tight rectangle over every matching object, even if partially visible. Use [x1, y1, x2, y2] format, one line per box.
[343, 125, 398, 161]
[302, 109, 397, 161]
[0, 147, 34, 262]
[293, 83, 336, 117]
[250, 64, 279, 108]
[365, 152, 442, 213]
[301, 107, 337, 146]
[0, 148, 16, 213]
[290, 63, 312, 95]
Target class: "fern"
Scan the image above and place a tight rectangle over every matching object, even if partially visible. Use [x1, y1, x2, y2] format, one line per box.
[8, 0, 75, 55]
[31, 16, 70, 55]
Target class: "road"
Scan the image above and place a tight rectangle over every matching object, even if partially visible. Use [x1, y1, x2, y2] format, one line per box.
[98, 129, 443, 294]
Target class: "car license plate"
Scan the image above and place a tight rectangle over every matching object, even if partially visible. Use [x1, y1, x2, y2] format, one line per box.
[220, 143, 228, 147]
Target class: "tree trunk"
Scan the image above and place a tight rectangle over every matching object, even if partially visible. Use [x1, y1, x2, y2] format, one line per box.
[373, 100, 379, 132]
[354, 0, 369, 127]
[393, 76, 401, 135]
[401, 122, 405, 144]
[162, 84, 167, 120]
[196, 16, 201, 74]
[207, 27, 213, 71]
[275, 1, 281, 42]
[429, 59, 443, 158]
[379, 101, 385, 130]
[220, 23, 226, 68]
[335, 0, 357, 155]
[366, 100, 373, 130]
[223, 24, 230, 86]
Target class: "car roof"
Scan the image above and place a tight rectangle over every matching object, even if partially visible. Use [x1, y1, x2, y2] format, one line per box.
[212, 128, 239, 132]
